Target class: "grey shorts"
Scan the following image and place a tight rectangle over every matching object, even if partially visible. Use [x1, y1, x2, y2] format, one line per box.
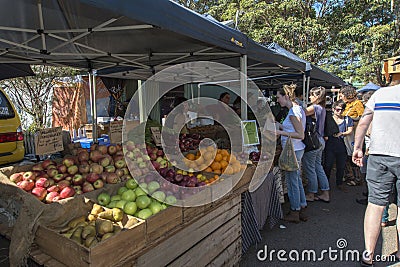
[366, 154, 400, 206]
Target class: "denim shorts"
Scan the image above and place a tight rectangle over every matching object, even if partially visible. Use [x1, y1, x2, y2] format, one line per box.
[366, 154, 400, 206]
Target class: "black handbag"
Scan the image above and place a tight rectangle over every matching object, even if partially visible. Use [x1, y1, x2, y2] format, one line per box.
[303, 116, 321, 152]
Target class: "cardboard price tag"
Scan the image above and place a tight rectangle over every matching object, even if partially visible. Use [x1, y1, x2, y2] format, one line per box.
[150, 127, 162, 146]
[35, 127, 64, 155]
[109, 120, 123, 144]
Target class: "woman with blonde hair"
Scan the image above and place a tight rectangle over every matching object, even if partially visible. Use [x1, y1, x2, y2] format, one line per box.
[302, 86, 330, 202]
[274, 84, 307, 223]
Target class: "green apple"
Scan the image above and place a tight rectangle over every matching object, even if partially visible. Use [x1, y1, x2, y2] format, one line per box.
[111, 195, 122, 202]
[134, 188, 147, 197]
[123, 202, 137, 215]
[137, 208, 153, 220]
[165, 195, 177, 205]
[107, 201, 118, 209]
[115, 200, 127, 210]
[125, 179, 138, 190]
[136, 195, 151, 209]
[149, 202, 162, 215]
[97, 193, 111, 206]
[147, 181, 160, 194]
[117, 187, 129, 195]
[151, 191, 166, 202]
[121, 190, 136, 202]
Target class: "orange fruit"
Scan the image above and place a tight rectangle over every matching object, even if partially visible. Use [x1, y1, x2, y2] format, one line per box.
[232, 165, 240, 173]
[221, 149, 229, 156]
[214, 153, 223, 162]
[186, 153, 195, 160]
[206, 146, 215, 152]
[220, 160, 228, 168]
[213, 169, 222, 175]
[205, 167, 213, 172]
[211, 162, 221, 171]
[203, 151, 214, 161]
[195, 156, 205, 165]
[222, 156, 228, 162]
[225, 166, 234, 175]
[214, 174, 220, 179]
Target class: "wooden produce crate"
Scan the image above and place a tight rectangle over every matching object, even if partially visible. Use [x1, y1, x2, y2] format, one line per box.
[232, 164, 256, 193]
[128, 194, 242, 267]
[34, 218, 146, 267]
[144, 205, 183, 243]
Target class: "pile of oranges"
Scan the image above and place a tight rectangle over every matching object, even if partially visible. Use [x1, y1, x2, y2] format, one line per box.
[183, 146, 246, 175]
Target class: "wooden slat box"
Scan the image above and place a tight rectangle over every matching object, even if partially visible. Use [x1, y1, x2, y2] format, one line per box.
[35, 218, 146, 267]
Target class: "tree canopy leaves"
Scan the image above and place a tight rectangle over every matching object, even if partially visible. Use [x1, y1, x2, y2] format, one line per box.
[175, 0, 399, 85]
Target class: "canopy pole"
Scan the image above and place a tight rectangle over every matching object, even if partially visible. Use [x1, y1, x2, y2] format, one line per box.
[91, 70, 98, 142]
[305, 75, 310, 107]
[138, 80, 145, 123]
[302, 74, 306, 108]
[240, 55, 247, 120]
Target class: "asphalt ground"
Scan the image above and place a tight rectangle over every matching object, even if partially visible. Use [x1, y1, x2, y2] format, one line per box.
[240, 180, 400, 267]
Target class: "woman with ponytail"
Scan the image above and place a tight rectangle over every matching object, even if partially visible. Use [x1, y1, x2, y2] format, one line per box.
[274, 84, 307, 223]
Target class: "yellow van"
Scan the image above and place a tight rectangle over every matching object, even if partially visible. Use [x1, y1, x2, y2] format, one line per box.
[0, 87, 24, 165]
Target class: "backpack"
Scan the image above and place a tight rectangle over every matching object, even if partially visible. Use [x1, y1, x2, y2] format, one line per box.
[303, 116, 321, 152]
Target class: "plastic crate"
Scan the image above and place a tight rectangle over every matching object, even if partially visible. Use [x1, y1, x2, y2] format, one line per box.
[76, 136, 110, 149]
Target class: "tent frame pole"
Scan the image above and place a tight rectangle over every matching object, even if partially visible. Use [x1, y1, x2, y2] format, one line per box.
[302, 74, 306, 108]
[240, 55, 247, 120]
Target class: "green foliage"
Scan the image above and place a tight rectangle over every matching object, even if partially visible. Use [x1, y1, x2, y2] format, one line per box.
[174, 0, 400, 86]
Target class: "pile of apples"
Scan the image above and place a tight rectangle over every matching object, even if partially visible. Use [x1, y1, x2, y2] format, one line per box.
[9, 144, 130, 203]
[178, 133, 201, 152]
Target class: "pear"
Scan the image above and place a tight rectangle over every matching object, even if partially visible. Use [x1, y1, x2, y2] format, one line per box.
[112, 208, 123, 222]
[68, 216, 86, 228]
[70, 226, 84, 244]
[81, 225, 96, 239]
[97, 210, 113, 221]
[113, 225, 122, 234]
[101, 232, 114, 241]
[85, 236, 96, 247]
[95, 219, 114, 236]
[90, 204, 104, 216]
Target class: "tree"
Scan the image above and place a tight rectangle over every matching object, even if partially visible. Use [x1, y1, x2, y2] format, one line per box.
[176, 0, 400, 85]
[1, 65, 79, 132]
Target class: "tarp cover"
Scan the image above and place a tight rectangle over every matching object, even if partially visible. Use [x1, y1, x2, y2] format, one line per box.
[357, 82, 380, 92]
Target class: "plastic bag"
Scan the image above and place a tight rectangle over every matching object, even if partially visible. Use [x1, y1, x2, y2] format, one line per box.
[278, 137, 299, 171]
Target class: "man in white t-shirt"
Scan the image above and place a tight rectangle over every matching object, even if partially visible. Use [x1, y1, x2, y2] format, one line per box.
[353, 81, 400, 266]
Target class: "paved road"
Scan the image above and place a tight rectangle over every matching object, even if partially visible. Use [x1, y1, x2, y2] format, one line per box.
[240, 181, 400, 267]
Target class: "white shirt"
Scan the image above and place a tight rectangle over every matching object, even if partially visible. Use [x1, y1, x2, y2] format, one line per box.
[281, 105, 306, 151]
[365, 84, 400, 157]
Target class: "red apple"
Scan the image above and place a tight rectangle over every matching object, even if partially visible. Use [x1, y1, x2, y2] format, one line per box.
[62, 157, 75, 168]
[82, 182, 95, 193]
[105, 165, 116, 173]
[53, 174, 64, 182]
[100, 157, 110, 167]
[108, 145, 117, 155]
[9, 172, 23, 183]
[115, 159, 126, 169]
[46, 169, 58, 178]
[67, 165, 79, 175]
[22, 171, 35, 181]
[35, 178, 49, 188]
[59, 186, 75, 199]
[86, 173, 100, 183]
[32, 187, 47, 201]
[32, 164, 44, 171]
[57, 164, 67, 174]
[72, 174, 83, 185]
[93, 179, 104, 189]
[77, 150, 90, 162]
[90, 150, 103, 162]
[97, 145, 108, 154]
[57, 180, 71, 190]
[47, 185, 59, 193]
[45, 192, 59, 203]
[17, 179, 35, 191]
[78, 163, 90, 174]
[41, 159, 56, 169]
[106, 173, 120, 184]
[90, 163, 103, 174]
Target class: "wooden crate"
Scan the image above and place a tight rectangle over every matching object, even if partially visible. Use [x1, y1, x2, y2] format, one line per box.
[144, 206, 183, 243]
[232, 165, 256, 193]
[182, 186, 212, 224]
[34, 219, 146, 267]
[131, 194, 241, 267]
